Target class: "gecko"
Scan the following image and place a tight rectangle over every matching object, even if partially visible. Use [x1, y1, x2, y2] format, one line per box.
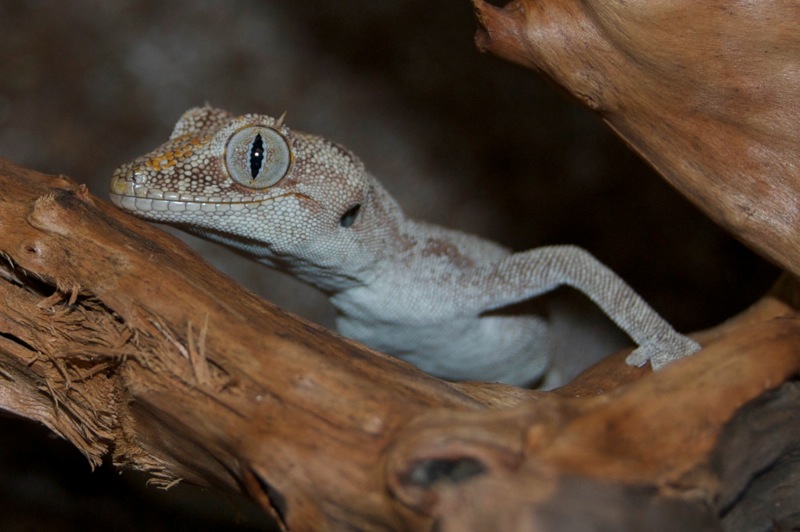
[109, 105, 700, 388]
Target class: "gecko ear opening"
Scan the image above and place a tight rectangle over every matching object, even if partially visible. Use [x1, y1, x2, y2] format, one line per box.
[225, 125, 292, 189]
[340, 204, 361, 227]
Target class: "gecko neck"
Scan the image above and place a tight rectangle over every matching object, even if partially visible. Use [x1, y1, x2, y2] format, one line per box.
[270, 177, 414, 294]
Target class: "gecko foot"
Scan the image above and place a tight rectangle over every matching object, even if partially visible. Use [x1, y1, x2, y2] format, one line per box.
[625, 334, 702, 371]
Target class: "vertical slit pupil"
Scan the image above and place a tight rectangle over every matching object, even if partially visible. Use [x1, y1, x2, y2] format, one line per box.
[250, 133, 265, 179]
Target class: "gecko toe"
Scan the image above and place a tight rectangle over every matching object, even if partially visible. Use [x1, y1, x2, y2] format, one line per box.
[626, 336, 702, 370]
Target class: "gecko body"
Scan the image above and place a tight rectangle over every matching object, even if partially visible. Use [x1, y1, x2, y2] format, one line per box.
[110, 106, 699, 387]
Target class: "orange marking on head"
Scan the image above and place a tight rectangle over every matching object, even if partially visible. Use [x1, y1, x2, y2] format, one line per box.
[142, 135, 209, 173]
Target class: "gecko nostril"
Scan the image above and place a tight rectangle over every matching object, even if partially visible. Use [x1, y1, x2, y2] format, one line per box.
[132, 171, 148, 185]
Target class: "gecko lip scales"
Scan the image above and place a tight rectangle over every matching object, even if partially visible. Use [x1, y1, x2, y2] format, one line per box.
[109, 186, 314, 213]
[110, 176, 265, 203]
[108, 193, 262, 213]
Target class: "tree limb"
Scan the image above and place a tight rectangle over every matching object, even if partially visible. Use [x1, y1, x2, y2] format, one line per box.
[1, 157, 799, 529]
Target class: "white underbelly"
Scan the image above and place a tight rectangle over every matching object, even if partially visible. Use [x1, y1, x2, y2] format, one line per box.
[336, 313, 551, 386]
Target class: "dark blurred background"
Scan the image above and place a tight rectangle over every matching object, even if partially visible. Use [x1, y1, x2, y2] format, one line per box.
[0, 1, 777, 529]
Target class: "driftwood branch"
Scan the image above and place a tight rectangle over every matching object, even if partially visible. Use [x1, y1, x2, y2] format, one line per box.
[474, 0, 800, 278]
[0, 157, 799, 529]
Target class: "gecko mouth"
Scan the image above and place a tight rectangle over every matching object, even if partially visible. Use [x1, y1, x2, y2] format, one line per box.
[109, 175, 312, 214]
[108, 191, 267, 214]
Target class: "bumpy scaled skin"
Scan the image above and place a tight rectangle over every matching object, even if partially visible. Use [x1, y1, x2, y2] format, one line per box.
[110, 106, 700, 387]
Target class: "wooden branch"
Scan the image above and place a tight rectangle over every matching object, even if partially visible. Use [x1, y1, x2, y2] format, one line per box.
[1, 157, 799, 529]
[474, 0, 800, 277]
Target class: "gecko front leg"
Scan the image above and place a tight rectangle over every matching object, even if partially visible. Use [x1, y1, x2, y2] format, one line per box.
[457, 245, 701, 370]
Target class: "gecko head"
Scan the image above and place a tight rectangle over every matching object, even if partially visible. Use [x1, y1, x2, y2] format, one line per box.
[110, 105, 402, 290]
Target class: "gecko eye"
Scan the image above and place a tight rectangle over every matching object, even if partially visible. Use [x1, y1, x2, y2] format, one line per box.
[225, 125, 292, 188]
[340, 204, 361, 227]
